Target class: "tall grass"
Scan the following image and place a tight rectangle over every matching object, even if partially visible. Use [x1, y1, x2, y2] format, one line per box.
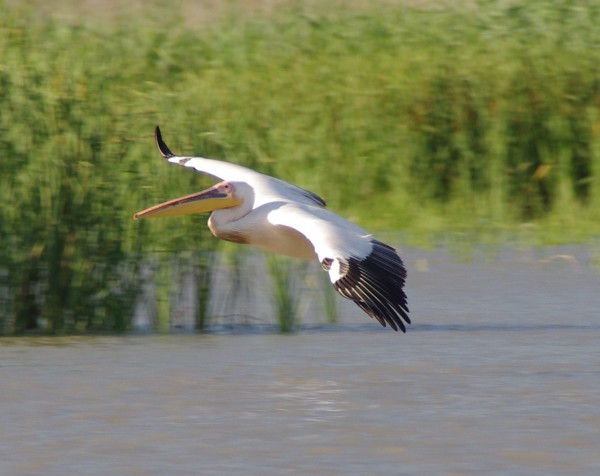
[1, 1, 599, 334]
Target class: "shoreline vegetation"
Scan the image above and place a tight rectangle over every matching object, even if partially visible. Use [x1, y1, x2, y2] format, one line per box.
[1, 0, 599, 334]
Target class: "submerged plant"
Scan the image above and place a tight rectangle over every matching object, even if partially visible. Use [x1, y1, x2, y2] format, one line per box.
[193, 249, 219, 331]
[319, 270, 338, 325]
[266, 254, 307, 333]
[212, 247, 254, 327]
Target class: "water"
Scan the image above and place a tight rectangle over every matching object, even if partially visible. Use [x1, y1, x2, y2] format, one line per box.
[1, 246, 599, 475]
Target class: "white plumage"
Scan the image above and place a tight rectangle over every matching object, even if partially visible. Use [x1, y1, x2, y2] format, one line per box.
[134, 126, 410, 332]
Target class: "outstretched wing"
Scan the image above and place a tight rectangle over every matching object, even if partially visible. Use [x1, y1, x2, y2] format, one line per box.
[154, 126, 326, 207]
[268, 203, 410, 332]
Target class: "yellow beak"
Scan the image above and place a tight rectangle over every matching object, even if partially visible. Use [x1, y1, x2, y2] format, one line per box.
[133, 185, 241, 219]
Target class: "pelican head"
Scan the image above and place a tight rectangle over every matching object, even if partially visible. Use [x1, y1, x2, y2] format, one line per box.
[133, 181, 243, 220]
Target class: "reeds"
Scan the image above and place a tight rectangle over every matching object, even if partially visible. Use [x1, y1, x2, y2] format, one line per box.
[1, 1, 599, 334]
[266, 255, 308, 333]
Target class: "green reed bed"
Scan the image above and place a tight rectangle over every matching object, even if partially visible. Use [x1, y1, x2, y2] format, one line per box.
[1, 1, 599, 334]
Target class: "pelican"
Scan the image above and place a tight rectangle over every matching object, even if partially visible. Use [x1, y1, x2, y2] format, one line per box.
[134, 127, 410, 332]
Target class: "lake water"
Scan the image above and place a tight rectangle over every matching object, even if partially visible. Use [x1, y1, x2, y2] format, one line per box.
[1, 245, 599, 475]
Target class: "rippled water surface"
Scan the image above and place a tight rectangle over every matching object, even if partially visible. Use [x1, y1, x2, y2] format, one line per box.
[2, 246, 599, 475]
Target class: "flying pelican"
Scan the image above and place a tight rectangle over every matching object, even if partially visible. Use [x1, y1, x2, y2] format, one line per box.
[134, 127, 410, 332]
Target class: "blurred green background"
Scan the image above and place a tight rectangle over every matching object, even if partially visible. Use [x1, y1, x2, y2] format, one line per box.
[1, 0, 599, 334]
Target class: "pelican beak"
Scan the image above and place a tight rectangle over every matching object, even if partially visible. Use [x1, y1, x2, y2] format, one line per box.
[133, 185, 241, 219]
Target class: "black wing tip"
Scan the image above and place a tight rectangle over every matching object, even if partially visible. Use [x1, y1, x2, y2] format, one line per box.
[333, 241, 410, 333]
[154, 125, 175, 159]
[383, 309, 409, 333]
[360, 305, 407, 333]
[379, 307, 409, 333]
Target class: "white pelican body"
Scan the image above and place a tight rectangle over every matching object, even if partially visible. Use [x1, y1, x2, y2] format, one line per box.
[135, 127, 410, 332]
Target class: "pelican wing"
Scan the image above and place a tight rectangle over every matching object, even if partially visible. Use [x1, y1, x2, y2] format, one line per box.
[268, 204, 410, 332]
[154, 126, 326, 207]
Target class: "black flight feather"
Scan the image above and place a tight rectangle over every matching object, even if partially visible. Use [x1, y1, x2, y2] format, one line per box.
[332, 240, 409, 332]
